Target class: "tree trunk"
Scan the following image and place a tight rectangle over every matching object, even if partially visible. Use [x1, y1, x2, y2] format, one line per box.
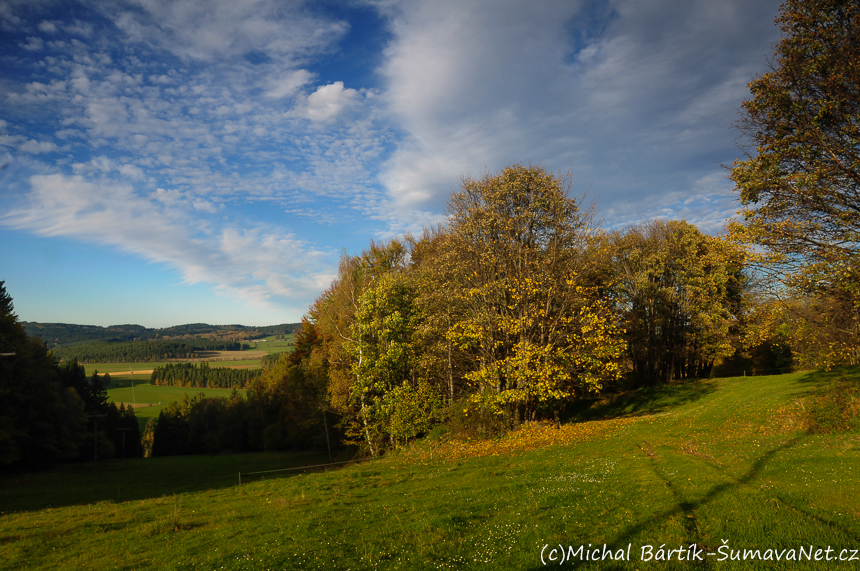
[360, 395, 377, 457]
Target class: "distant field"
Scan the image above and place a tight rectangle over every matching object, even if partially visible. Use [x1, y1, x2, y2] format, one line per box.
[72, 339, 295, 374]
[183, 350, 268, 361]
[85, 362, 171, 374]
[106, 376, 247, 431]
[245, 334, 295, 355]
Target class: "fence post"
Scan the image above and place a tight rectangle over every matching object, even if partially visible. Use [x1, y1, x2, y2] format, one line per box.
[238, 472, 242, 486]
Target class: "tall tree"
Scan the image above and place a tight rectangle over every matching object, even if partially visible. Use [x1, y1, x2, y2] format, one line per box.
[730, 0, 860, 363]
[445, 165, 625, 421]
[348, 272, 440, 452]
[0, 281, 13, 320]
[408, 226, 471, 403]
[307, 239, 411, 454]
[0, 282, 86, 468]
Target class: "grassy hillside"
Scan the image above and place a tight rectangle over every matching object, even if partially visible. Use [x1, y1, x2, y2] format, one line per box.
[1, 368, 858, 570]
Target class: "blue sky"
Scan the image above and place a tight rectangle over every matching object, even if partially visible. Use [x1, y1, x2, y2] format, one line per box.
[0, 0, 783, 327]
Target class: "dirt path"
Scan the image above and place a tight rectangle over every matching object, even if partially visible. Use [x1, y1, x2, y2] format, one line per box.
[112, 369, 154, 375]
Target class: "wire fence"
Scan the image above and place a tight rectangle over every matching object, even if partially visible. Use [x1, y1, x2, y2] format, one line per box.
[709, 366, 796, 379]
[237, 458, 370, 485]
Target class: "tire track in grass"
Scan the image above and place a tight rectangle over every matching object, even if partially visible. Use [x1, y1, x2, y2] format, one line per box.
[576, 436, 810, 570]
[673, 436, 860, 544]
[638, 441, 713, 569]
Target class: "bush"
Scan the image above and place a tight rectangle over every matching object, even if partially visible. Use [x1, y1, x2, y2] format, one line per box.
[442, 397, 510, 440]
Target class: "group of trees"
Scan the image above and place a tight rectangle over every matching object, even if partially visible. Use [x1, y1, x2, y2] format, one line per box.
[0, 283, 140, 470]
[52, 338, 249, 363]
[610, 221, 745, 384]
[150, 363, 262, 389]
[22, 322, 150, 347]
[260, 165, 745, 457]
[58, 360, 141, 460]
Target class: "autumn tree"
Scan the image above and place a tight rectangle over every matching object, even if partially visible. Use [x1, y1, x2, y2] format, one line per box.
[610, 220, 745, 385]
[730, 0, 860, 363]
[445, 165, 625, 421]
[407, 226, 473, 403]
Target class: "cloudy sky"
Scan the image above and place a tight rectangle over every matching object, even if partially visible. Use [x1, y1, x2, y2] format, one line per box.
[0, 0, 783, 327]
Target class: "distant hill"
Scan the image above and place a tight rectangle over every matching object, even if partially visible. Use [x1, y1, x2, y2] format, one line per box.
[22, 321, 301, 349]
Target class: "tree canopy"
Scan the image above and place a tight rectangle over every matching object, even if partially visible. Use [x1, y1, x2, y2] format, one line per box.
[609, 220, 744, 384]
[731, 0, 860, 365]
[445, 165, 624, 417]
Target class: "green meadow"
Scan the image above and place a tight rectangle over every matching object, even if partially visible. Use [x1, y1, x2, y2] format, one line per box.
[247, 334, 296, 354]
[105, 375, 247, 431]
[2, 368, 859, 570]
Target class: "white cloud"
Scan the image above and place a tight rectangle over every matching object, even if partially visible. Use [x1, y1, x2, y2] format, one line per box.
[64, 19, 93, 37]
[376, 0, 782, 228]
[1, 173, 336, 306]
[377, 0, 586, 208]
[192, 199, 218, 213]
[106, 0, 347, 62]
[20, 139, 58, 153]
[37, 20, 57, 33]
[297, 81, 361, 122]
[21, 36, 43, 51]
[0, 134, 23, 147]
[118, 163, 145, 180]
[266, 69, 314, 99]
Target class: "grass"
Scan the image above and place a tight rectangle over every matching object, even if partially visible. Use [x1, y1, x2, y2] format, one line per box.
[246, 334, 296, 355]
[2, 368, 859, 570]
[106, 376, 247, 431]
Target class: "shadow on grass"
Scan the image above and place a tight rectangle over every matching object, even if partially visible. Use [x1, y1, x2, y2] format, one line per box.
[527, 434, 860, 571]
[0, 450, 349, 514]
[794, 365, 860, 387]
[568, 378, 719, 423]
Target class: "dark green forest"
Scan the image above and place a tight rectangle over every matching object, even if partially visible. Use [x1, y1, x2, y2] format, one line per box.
[150, 363, 262, 389]
[142, 351, 330, 457]
[52, 338, 248, 363]
[0, 283, 140, 469]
